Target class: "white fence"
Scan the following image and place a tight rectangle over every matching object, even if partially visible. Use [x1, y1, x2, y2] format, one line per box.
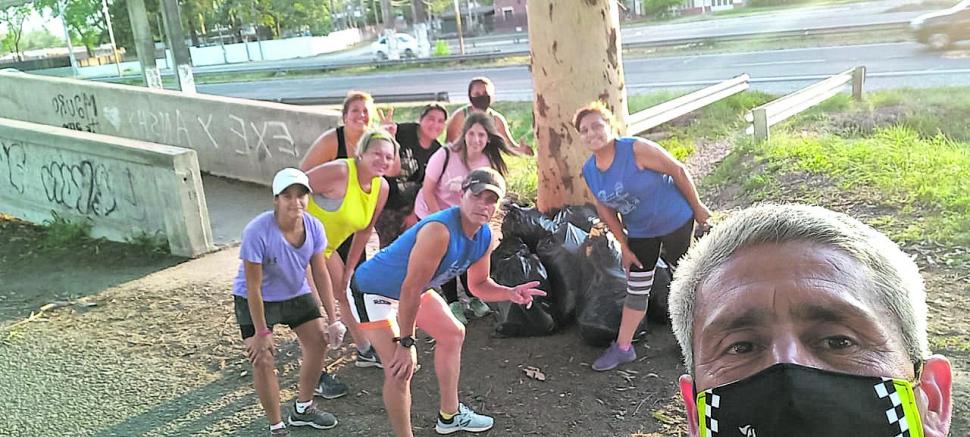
[627, 74, 750, 135]
[746, 66, 866, 141]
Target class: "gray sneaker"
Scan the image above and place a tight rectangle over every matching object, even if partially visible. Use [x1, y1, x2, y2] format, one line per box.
[270, 426, 289, 436]
[288, 402, 337, 430]
[314, 372, 349, 399]
[355, 345, 383, 369]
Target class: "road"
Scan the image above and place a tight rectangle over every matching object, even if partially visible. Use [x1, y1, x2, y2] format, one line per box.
[197, 42, 970, 103]
[185, 0, 934, 75]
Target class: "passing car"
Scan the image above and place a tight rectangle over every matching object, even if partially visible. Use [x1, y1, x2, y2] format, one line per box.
[910, 0, 970, 50]
[371, 33, 419, 61]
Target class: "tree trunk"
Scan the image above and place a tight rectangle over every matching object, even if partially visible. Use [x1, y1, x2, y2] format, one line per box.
[528, 0, 628, 212]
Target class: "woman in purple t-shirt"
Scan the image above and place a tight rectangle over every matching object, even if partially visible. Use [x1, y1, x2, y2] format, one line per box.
[232, 168, 346, 435]
[416, 112, 520, 324]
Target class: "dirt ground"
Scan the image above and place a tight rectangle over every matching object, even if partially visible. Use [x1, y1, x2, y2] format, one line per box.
[1, 138, 966, 436]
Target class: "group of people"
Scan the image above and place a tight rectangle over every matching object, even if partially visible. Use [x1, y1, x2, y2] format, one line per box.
[231, 77, 954, 437]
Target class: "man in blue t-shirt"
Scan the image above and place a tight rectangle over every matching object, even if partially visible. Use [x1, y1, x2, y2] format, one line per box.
[232, 168, 347, 437]
[349, 168, 545, 437]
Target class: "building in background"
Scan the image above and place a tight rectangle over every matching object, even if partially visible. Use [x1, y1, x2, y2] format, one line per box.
[494, 0, 528, 33]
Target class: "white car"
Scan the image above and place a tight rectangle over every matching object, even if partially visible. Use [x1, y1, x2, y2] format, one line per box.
[371, 33, 419, 61]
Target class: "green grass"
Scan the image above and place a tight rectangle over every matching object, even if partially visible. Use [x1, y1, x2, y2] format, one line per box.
[40, 212, 93, 250]
[705, 87, 970, 249]
[759, 127, 970, 245]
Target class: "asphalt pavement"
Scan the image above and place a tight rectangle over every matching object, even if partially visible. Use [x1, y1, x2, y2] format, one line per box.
[196, 42, 970, 103]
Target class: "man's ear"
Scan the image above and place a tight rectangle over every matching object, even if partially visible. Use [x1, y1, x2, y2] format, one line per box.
[917, 355, 952, 437]
[679, 374, 699, 437]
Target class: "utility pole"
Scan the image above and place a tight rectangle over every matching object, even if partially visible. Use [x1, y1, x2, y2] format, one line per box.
[57, 0, 79, 77]
[452, 0, 464, 54]
[160, 0, 196, 92]
[100, 0, 123, 76]
[125, 0, 163, 88]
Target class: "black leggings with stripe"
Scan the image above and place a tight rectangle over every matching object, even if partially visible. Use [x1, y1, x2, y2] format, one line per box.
[626, 218, 694, 297]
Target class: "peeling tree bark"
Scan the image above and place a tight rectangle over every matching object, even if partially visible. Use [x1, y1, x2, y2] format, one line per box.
[527, 0, 628, 212]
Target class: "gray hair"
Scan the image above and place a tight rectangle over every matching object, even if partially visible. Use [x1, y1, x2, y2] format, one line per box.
[669, 203, 928, 374]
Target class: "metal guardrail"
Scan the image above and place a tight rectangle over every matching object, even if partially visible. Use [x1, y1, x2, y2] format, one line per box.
[745, 66, 866, 141]
[91, 22, 905, 83]
[627, 74, 750, 135]
[258, 91, 449, 106]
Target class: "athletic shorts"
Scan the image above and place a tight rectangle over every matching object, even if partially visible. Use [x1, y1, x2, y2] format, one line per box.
[234, 293, 320, 339]
[348, 278, 434, 330]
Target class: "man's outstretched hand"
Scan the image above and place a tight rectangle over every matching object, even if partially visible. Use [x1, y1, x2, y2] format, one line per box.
[509, 281, 546, 309]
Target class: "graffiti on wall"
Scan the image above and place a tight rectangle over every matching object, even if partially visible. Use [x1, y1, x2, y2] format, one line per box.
[124, 108, 301, 159]
[1, 137, 142, 219]
[1, 140, 27, 194]
[52, 92, 101, 133]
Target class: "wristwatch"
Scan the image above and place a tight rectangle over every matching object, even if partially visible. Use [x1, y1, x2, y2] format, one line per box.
[395, 335, 416, 348]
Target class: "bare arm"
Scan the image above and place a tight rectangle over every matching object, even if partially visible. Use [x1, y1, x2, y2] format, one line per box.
[466, 233, 545, 304]
[632, 139, 711, 225]
[306, 160, 350, 198]
[445, 109, 465, 144]
[419, 149, 446, 214]
[594, 199, 643, 271]
[309, 252, 337, 322]
[300, 129, 339, 171]
[341, 179, 391, 291]
[244, 261, 269, 332]
[494, 113, 533, 157]
[397, 223, 450, 337]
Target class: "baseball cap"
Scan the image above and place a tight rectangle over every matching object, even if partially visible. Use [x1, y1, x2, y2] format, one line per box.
[272, 168, 312, 195]
[462, 167, 506, 198]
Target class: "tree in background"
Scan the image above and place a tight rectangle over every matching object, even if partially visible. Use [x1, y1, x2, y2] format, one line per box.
[528, 0, 628, 210]
[1, 4, 32, 61]
[35, 0, 112, 56]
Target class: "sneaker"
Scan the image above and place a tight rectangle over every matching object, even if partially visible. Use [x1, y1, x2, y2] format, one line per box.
[449, 301, 468, 325]
[288, 402, 337, 430]
[435, 403, 494, 434]
[592, 342, 637, 371]
[467, 297, 491, 318]
[314, 372, 349, 399]
[355, 345, 383, 369]
[270, 427, 289, 437]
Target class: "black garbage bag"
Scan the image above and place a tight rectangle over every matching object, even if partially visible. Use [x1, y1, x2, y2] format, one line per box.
[501, 204, 557, 250]
[490, 242, 556, 337]
[553, 204, 601, 233]
[535, 222, 590, 325]
[576, 233, 678, 346]
[577, 234, 629, 347]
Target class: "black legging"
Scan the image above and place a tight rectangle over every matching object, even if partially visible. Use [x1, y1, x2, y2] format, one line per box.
[439, 273, 469, 304]
[335, 237, 365, 268]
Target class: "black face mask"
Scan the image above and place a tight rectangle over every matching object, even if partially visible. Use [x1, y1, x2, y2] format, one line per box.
[695, 363, 924, 437]
[469, 94, 491, 111]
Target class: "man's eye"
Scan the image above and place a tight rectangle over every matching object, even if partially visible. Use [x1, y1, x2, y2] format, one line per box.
[822, 336, 856, 350]
[727, 342, 755, 355]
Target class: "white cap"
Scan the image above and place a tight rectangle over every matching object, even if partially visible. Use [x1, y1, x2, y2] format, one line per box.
[272, 168, 312, 195]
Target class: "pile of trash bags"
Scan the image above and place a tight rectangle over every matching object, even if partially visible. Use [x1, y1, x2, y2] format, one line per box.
[490, 204, 672, 346]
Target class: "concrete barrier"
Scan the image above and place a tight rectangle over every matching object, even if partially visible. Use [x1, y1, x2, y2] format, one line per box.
[0, 117, 214, 257]
[0, 71, 342, 186]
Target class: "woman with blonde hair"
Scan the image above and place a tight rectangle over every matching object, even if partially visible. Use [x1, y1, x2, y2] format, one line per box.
[303, 129, 396, 389]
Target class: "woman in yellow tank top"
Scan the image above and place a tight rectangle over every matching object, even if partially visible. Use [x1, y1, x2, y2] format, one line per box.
[305, 130, 397, 363]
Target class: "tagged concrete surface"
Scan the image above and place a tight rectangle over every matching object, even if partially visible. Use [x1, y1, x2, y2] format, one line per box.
[0, 71, 341, 187]
[0, 117, 213, 257]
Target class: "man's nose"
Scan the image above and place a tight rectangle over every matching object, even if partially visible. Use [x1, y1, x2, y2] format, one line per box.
[768, 332, 824, 369]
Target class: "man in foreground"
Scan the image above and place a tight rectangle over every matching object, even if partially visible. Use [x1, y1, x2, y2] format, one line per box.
[669, 203, 952, 436]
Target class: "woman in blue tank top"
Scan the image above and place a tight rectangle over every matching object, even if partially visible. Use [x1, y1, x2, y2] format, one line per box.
[348, 168, 545, 437]
[575, 102, 711, 372]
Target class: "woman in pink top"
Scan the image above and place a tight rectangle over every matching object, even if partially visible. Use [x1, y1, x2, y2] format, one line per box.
[415, 112, 520, 323]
